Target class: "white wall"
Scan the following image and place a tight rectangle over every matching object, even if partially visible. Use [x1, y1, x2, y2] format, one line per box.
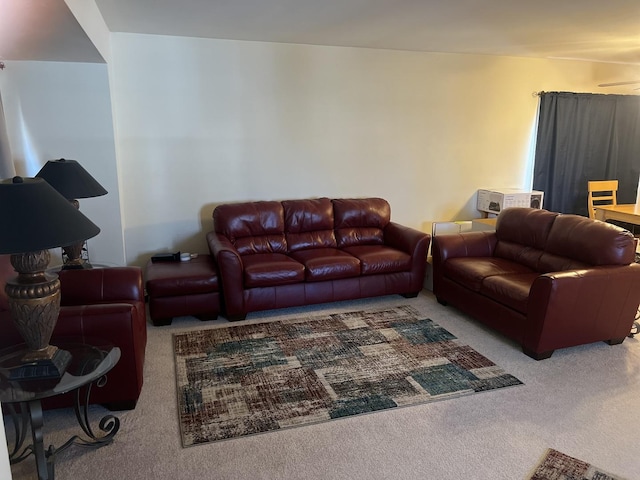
[0, 406, 10, 479]
[0, 61, 125, 266]
[109, 33, 640, 266]
[3, 34, 637, 268]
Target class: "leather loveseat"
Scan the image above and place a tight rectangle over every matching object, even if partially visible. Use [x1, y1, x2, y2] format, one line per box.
[432, 207, 640, 359]
[207, 197, 430, 320]
[0, 255, 147, 410]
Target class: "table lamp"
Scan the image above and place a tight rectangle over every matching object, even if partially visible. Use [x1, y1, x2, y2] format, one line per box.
[36, 158, 107, 269]
[0, 176, 100, 379]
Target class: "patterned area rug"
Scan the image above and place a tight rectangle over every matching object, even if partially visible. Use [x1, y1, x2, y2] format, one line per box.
[529, 449, 627, 480]
[173, 305, 522, 447]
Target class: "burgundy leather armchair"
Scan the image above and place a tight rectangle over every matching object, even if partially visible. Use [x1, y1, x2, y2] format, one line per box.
[208, 197, 430, 320]
[432, 208, 640, 359]
[0, 255, 147, 410]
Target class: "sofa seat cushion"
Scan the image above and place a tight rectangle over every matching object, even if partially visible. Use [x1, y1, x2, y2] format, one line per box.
[242, 253, 305, 288]
[479, 272, 539, 314]
[289, 248, 360, 281]
[342, 245, 411, 275]
[443, 257, 534, 292]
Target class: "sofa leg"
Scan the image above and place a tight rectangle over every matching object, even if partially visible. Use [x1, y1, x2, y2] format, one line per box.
[225, 314, 247, 322]
[522, 348, 554, 360]
[436, 297, 448, 306]
[605, 337, 626, 346]
[401, 292, 419, 298]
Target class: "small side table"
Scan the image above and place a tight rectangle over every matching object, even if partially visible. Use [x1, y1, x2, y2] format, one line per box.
[0, 341, 121, 480]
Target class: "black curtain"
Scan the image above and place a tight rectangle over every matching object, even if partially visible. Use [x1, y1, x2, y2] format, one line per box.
[533, 92, 640, 216]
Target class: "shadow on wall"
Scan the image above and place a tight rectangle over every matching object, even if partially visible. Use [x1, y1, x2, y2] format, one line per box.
[128, 200, 252, 268]
[128, 220, 211, 269]
[419, 189, 487, 234]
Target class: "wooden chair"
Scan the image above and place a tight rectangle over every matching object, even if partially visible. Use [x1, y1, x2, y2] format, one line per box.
[587, 180, 618, 219]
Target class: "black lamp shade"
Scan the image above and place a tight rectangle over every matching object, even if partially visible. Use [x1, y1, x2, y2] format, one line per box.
[36, 158, 108, 199]
[0, 177, 100, 254]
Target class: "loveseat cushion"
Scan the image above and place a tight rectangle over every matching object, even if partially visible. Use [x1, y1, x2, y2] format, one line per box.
[544, 214, 636, 266]
[242, 253, 305, 288]
[214, 201, 287, 255]
[283, 198, 337, 252]
[494, 208, 558, 271]
[537, 252, 590, 273]
[342, 245, 411, 275]
[479, 272, 539, 314]
[333, 198, 390, 248]
[442, 257, 534, 292]
[289, 248, 360, 281]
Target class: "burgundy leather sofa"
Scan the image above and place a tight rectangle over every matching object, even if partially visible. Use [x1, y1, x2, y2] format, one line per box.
[0, 255, 147, 410]
[432, 208, 640, 359]
[207, 197, 430, 320]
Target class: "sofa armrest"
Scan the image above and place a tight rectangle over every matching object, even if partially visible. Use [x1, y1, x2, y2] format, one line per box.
[207, 231, 245, 319]
[384, 222, 431, 257]
[525, 264, 640, 355]
[59, 267, 144, 306]
[384, 222, 431, 292]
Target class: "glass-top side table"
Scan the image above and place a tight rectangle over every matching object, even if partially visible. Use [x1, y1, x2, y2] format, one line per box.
[0, 341, 121, 480]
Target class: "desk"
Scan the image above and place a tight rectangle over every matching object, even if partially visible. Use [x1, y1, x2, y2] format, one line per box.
[594, 204, 640, 340]
[594, 204, 640, 226]
[1, 342, 121, 480]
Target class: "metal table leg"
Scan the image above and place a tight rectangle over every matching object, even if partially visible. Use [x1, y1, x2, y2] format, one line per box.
[27, 400, 50, 480]
[5, 375, 120, 480]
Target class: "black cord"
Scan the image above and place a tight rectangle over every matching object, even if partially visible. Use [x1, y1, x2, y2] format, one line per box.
[630, 254, 640, 337]
[629, 309, 640, 338]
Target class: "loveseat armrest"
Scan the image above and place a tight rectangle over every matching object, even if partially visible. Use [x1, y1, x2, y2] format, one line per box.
[525, 264, 640, 357]
[207, 231, 245, 319]
[59, 267, 144, 306]
[432, 231, 497, 263]
[431, 231, 498, 299]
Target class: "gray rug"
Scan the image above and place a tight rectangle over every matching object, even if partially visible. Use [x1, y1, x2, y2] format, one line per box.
[173, 305, 523, 447]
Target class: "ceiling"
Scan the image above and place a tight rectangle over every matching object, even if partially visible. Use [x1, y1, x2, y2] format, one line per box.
[1, 0, 640, 65]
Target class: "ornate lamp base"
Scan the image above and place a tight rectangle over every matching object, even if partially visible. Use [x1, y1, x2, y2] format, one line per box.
[62, 240, 92, 270]
[5, 250, 70, 379]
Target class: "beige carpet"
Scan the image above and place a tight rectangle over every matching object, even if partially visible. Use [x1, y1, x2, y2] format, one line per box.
[6, 290, 640, 480]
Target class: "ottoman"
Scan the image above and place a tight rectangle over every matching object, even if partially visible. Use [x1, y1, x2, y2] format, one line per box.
[145, 254, 220, 326]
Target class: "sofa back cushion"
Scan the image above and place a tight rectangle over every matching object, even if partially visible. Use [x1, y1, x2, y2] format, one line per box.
[214, 201, 287, 255]
[283, 198, 337, 252]
[494, 208, 558, 271]
[544, 214, 635, 266]
[333, 198, 390, 248]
